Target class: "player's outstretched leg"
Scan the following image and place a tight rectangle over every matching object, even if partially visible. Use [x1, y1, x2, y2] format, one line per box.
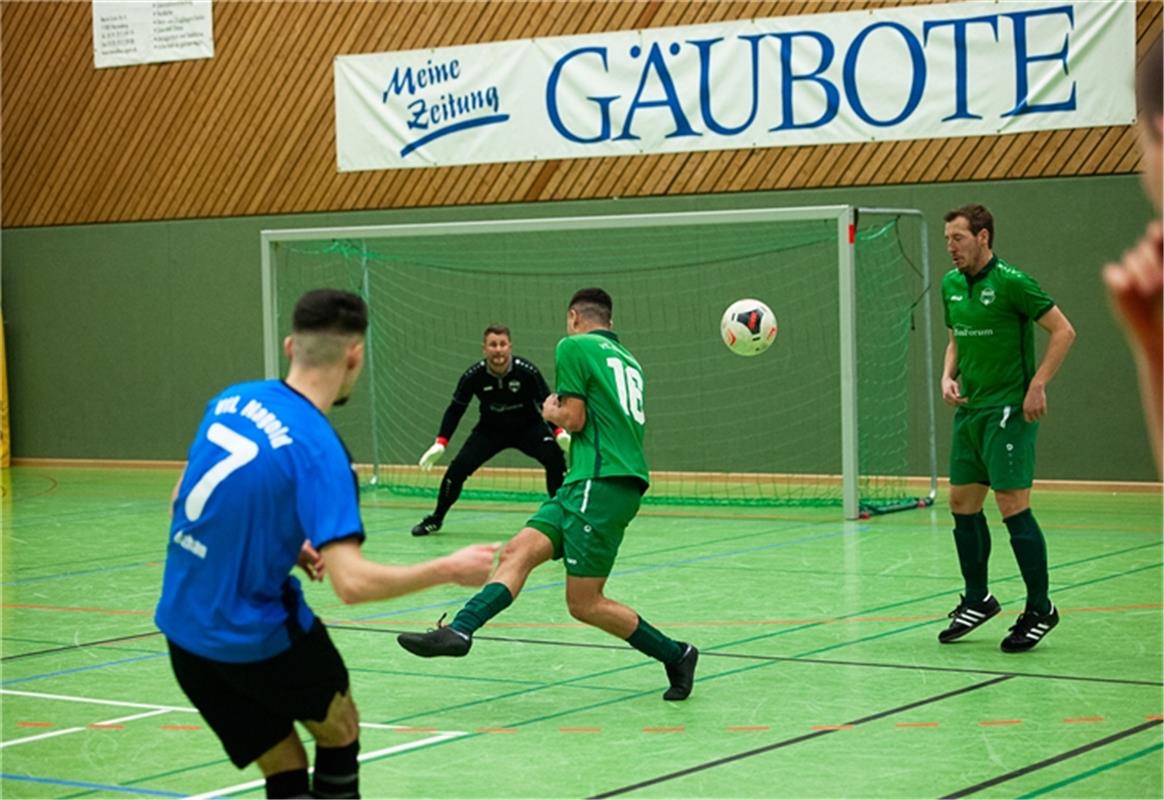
[397, 528, 550, 657]
[411, 514, 442, 537]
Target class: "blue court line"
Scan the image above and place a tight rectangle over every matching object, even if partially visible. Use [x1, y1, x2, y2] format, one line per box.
[0, 652, 165, 685]
[1, 560, 158, 587]
[0, 773, 184, 798]
[348, 521, 849, 622]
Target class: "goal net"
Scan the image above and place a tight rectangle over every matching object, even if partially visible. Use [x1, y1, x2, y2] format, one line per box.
[262, 206, 936, 518]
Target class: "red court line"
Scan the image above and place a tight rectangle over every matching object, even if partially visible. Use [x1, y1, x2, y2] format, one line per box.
[1147, 715, 1164, 721]
[559, 727, 602, 734]
[1064, 716, 1105, 724]
[16, 721, 54, 728]
[160, 724, 201, 731]
[643, 726, 685, 733]
[1, 603, 151, 616]
[475, 727, 519, 734]
[89, 723, 125, 730]
[394, 726, 438, 734]
[726, 725, 771, 732]
[979, 719, 1023, 727]
[333, 603, 1163, 630]
[810, 724, 854, 731]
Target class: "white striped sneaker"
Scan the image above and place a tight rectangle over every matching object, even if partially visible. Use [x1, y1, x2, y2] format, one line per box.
[1000, 605, 1060, 652]
[938, 594, 1002, 643]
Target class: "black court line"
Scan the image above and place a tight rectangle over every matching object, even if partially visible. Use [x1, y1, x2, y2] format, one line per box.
[941, 718, 1164, 798]
[0, 630, 162, 661]
[328, 625, 1164, 688]
[589, 675, 1015, 798]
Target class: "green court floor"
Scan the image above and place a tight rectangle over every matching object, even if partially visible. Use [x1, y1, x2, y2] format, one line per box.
[2, 466, 1161, 798]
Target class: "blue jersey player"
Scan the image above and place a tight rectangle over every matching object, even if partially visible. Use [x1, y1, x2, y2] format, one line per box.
[155, 289, 497, 799]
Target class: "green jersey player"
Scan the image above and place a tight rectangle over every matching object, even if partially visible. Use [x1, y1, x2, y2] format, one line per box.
[398, 288, 698, 701]
[938, 205, 1076, 653]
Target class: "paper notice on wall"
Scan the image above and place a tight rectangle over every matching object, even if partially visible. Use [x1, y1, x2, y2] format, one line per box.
[93, 0, 214, 69]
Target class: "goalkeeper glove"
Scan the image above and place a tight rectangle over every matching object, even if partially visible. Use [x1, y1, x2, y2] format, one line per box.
[554, 427, 571, 453]
[418, 438, 447, 470]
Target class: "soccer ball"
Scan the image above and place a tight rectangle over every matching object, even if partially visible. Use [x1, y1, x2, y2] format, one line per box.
[720, 299, 778, 356]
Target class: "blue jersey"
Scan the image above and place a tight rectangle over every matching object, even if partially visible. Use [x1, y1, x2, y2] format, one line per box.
[155, 380, 364, 662]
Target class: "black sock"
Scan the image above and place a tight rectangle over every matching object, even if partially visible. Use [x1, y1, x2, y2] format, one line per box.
[265, 768, 309, 799]
[1004, 508, 1051, 614]
[313, 740, 360, 799]
[952, 511, 990, 603]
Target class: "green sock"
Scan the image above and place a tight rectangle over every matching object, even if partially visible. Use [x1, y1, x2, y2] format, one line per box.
[952, 511, 990, 603]
[1004, 508, 1051, 614]
[626, 616, 683, 664]
[451, 582, 513, 635]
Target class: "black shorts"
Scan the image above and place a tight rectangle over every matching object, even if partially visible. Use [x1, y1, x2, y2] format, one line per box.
[167, 620, 349, 768]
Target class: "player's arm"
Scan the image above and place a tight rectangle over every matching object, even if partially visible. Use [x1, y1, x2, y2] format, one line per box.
[420, 368, 474, 468]
[1024, 306, 1077, 421]
[321, 539, 499, 605]
[543, 393, 586, 432]
[528, 361, 571, 449]
[941, 330, 965, 406]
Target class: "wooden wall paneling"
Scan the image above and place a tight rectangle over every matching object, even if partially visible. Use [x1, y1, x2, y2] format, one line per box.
[1079, 127, 1127, 175]
[244, 4, 358, 217]
[1048, 127, 1102, 178]
[1, 3, 74, 181]
[204, 4, 308, 217]
[1007, 130, 1055, 178]
[978, 132, 1026, 181]
[1098, 129, 1140, 175]
[5, 5, 93, 224]
[162, 2, 257, 219]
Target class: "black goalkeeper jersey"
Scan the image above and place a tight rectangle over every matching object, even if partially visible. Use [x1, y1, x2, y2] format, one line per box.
[437, 357, 552, 441]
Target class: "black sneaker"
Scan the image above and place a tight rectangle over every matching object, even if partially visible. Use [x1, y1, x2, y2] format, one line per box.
[1000, 605, 1059, 653]
[663, 643, 698, 701]
[938, 594, 1002, 643]
[397, 614, 472, 658]
[411, 516, 441, 537]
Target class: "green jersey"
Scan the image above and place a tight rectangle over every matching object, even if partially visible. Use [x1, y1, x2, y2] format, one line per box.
[942, 256, 1055, 409]
[554, 329, 649, 488]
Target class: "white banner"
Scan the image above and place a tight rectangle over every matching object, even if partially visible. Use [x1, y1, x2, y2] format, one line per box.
[93, 0, 214, 70]
[335, 0, 1135, 172]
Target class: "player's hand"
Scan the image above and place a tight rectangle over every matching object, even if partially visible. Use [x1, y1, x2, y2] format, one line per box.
[554, 427, 571, 453]
[542, 394, 560, 422]
[1103, 221, 1164, 364]
[1022, 381, 1047, 422]
[941, 376, 967, 407]
[418, 440, 447, 470]
[297, 540, 325, 582]
[443, 543, 501, 586]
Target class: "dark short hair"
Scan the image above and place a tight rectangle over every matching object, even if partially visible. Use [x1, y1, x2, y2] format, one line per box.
[483, 324, 510, 340]
[944, 204, 994, 248]
[569, 287, 613, 325]
[1137, 35, 1162, 132]
[292, 289, 368, 335]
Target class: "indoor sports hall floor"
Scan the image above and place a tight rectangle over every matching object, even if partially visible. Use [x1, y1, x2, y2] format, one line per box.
[2, 466, 1161, 799]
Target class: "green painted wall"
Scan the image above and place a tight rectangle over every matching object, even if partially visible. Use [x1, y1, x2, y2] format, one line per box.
[2, 174, 1157, 480]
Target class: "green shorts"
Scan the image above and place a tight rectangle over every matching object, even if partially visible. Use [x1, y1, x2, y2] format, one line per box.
[950, 405, 1039, 490]
[527, 477, 644, 577]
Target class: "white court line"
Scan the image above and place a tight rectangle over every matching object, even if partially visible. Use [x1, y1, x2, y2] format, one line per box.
[186, 731, 469, 800]
[2, 687, 469, 799]
[0, 688, 196, 713]
[0, 708, 171, 748]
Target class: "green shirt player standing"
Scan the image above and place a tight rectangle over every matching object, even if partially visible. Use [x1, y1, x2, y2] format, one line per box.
[937, 205, 1076, 653]
[398, 288, 698, 701]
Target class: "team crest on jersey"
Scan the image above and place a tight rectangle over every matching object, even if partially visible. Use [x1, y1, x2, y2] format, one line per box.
[508, 379, 521, 393]
[980, 287, 996, 306]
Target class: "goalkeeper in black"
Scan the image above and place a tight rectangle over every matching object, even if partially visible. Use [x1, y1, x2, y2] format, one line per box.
[412, 325, 569, 536]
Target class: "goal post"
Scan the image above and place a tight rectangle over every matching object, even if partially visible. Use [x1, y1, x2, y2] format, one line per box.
[261, 204, 937, 519]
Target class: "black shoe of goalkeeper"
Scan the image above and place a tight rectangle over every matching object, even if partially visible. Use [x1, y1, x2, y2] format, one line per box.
[411, 516, 441, 537]
[1000, 605, 1059, 653]
[938, 594, 1002, 643]
[397, 624, 471, 658]
[663, 643, 698, 701]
